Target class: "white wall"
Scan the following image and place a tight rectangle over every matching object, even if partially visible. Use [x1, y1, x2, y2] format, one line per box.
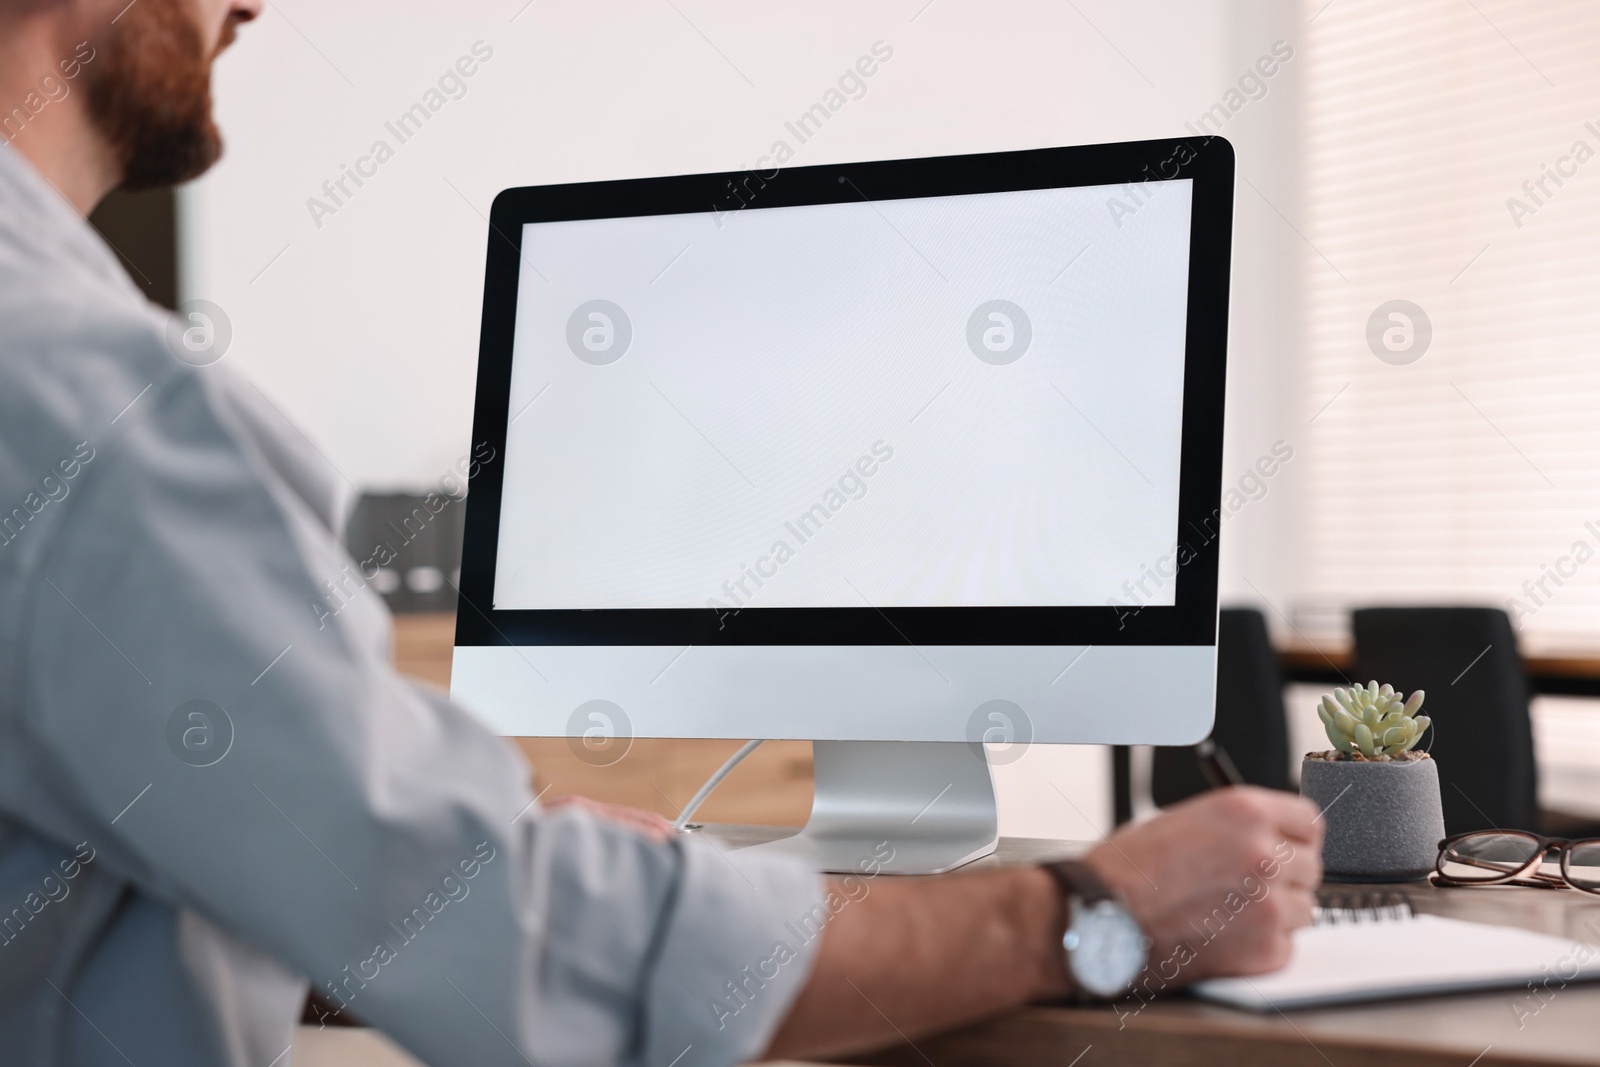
[1209, 0, 1306, 624]
[182, 0, 1303, 838]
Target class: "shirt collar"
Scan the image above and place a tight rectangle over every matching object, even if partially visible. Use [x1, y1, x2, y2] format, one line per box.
[0, 139, 142, 297]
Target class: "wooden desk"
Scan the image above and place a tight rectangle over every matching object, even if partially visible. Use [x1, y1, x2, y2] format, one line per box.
[703, 826, 1600, 1067]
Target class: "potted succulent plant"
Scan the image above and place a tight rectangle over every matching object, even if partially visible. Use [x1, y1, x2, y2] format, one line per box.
[1299, 681, 1446, 882]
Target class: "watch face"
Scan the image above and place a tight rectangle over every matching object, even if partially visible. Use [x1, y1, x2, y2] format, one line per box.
[1066, 899, 1147, 998]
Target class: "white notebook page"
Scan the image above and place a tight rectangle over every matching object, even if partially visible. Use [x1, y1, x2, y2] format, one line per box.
[1194, 913, 1600, 1012]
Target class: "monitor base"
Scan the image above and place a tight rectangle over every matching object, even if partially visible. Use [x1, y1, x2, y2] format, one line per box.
[735, 740, 998, 875]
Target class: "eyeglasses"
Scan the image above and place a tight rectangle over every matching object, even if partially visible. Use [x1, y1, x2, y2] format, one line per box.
[1434, 830, 1600, 893]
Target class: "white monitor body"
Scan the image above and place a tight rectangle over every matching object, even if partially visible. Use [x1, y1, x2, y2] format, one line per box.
[452, 139, 1234, 873]
[452, 645, 1214, 745]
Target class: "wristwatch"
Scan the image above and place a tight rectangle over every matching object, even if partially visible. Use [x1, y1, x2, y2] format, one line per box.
[1041, 860, 1148, 999]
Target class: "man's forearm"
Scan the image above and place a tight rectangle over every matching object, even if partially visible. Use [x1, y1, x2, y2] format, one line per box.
[765, 867, 1068, 1061]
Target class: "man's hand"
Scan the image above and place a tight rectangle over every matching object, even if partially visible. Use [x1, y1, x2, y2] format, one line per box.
[543, 794, 676, 842]
[768, 786, 1322, 1061]
[1084, 786, 1324, 983]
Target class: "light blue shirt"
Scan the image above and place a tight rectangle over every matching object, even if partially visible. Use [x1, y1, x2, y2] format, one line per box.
[0, 142, 823, 1067]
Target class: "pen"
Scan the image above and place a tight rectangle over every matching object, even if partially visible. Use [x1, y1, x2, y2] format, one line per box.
[1195, 736, 1245, 789]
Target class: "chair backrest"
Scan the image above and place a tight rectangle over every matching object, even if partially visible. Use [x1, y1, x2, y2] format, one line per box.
[345, 492, 465, 614]
[1152, 607, 1291, 807]
[1351, 607, 1537, 834]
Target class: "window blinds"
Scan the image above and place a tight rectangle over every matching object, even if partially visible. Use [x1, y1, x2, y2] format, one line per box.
[1297, 0, 1600, 651]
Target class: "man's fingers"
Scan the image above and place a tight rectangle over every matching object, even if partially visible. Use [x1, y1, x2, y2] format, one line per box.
[1275, 837, 1323, 890]
[1273, 792, 1325, 846]
[1242, 887, 1313, 965]
[1175, 786, 1318, 839]
[1282, 885, 1316, 931]
[1189, 885, 1314, 979]
[1259, 880, 1316, 932]
[1089, 785, 1333, 989]
[544, 795, 677, 841]
[1210, 786, 1323, 844]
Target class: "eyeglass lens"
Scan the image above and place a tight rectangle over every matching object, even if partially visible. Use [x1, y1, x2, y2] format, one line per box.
[1438, 832, 1543, 883]
[1562, 841, 1600, 891]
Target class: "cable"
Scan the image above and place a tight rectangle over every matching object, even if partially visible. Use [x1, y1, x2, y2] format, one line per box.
[673, 740, 764, 831]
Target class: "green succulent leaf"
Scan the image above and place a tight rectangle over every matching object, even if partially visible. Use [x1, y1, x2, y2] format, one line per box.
[1317, 682, 1428, 757]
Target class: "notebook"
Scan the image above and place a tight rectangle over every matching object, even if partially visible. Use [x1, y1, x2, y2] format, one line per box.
[1192, 890, 1600, 1012]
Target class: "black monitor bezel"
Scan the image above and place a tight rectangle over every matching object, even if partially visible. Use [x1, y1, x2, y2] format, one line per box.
[455, 137, 1233, 647]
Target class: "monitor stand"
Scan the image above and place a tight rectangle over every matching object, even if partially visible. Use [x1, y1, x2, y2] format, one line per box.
[735, 740, 999, 875]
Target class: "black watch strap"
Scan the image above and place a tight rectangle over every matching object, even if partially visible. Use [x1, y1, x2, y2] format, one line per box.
[1041, 859, 1115, 905]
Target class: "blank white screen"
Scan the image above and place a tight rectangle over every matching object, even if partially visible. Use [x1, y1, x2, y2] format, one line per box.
[493, 180, 1192, 610]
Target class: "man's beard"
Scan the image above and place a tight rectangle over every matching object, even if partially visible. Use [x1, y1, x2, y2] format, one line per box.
[85, 0, 230, 191]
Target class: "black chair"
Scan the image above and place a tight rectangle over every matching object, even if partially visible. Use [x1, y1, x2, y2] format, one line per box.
[1351, 607, 1538, 835]
[1152, 608, 1292, 808]
[345, 492, 465, 614]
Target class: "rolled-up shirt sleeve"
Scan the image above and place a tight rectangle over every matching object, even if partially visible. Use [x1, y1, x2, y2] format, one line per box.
[11, 364, 824, 1067]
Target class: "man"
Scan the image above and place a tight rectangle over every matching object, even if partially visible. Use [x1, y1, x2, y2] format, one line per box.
[0, 1, 1324, 1064]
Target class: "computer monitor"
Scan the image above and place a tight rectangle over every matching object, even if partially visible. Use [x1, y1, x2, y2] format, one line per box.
[452, 138, 1233, 873]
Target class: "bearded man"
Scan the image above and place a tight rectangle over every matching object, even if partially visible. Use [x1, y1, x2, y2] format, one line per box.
[0, 3, 1322, 1065]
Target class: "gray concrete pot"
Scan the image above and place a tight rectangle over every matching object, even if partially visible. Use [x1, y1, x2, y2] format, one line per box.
[1299, 757, 1446, 882]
